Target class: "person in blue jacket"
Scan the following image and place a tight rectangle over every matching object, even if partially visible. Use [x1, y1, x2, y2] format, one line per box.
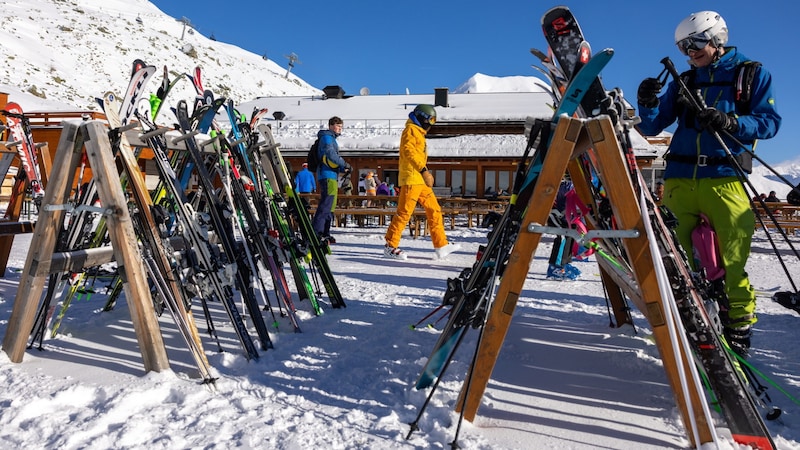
[311, 116, 351, 244]
[294, 163, 316, 194]
[636, 11, 781, 357]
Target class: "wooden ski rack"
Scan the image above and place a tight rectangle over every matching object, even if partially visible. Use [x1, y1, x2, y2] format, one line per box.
[1, 119, 170, 373]
[456, 115, 716, 447]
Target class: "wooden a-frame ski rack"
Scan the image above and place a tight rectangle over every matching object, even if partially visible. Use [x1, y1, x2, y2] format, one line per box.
[1, 119, 170, 373]
[455, 115, 716, 447]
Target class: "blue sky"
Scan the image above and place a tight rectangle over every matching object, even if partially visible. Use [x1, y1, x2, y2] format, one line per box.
[151, 0, 797, 165]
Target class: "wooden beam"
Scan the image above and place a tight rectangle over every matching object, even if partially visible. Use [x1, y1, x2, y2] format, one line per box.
[456, 116, 582, 421]
[2, 120, 83, 361]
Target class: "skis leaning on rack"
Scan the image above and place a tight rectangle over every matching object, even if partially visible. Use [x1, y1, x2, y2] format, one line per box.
[103, 91, 217, 385]
[174, 99, 275, 356]
[408, 5, 778, 449]
[256, 123, 345, 310]
[407, 35, 614, 446]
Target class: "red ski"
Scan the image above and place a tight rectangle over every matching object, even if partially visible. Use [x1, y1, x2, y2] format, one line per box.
[2, 102, 44, 200]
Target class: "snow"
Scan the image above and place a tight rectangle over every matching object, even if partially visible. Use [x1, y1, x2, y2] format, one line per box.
[453, 72, 552, 94]
[1, 224, 799, 449]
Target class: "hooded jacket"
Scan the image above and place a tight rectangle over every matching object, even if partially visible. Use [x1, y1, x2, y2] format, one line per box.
[637, 48, 781, 179]
[316, 129, 349, 180]
[397, 116, 428, 187]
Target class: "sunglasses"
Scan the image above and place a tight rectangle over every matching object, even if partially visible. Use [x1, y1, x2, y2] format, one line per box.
[677, 36, 710, 54]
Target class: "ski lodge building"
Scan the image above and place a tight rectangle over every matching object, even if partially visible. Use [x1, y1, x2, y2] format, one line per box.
[3, 88, 668, 205]
[240, 86, 667, 198]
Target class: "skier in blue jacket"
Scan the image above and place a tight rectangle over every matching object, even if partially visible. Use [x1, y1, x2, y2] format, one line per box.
[312, 116, 351, 244]
[637, 11, 781, 357]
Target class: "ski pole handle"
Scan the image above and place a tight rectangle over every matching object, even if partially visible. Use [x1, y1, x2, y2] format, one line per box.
[659, 57, 704, 113]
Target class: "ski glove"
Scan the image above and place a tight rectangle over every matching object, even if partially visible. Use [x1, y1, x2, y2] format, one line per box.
[637, 77, 662, 108]
[421, 167, 434, 188]
[697, 107, 739, 133]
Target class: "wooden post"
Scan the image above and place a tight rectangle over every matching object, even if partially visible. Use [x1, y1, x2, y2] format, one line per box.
[585, 116, 713, 446]
[456, 116, 582, 421]
[0, 173, 27, 276]
[35, 142, 51, 189]
[1, 121, 82, 361]
[80, 120, 169, 373]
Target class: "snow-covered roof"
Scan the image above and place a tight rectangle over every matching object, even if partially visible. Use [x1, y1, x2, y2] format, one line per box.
[239, 91, 659, 158]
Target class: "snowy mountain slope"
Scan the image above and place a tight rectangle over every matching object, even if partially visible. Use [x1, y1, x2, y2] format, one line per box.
[0, 0, 319, 115]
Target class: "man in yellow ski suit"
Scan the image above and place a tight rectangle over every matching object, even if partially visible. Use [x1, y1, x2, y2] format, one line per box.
[384, 105, 459, 260]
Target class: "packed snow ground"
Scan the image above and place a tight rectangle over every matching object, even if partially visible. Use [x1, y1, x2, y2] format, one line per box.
[0, 222, 799, 449]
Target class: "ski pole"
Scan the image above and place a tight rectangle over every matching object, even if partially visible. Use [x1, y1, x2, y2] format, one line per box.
[410, 304, 446, 330]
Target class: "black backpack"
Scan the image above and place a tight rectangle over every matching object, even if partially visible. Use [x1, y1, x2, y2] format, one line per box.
[306, 138, 320, 172]
[679, 60, 761, 115]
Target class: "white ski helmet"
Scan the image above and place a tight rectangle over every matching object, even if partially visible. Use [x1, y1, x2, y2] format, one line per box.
[674, 11, 728, 51]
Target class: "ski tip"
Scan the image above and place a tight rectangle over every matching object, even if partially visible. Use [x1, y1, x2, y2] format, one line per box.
[729, 433, 775, 450]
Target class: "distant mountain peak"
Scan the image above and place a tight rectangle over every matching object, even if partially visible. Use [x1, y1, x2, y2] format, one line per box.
[453, 73, 550, 94]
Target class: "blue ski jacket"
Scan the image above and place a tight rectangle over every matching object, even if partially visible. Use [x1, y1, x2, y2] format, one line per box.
[294, 168, 315, 193]
[637, 48, 781, 179]
[316, 129, 349, 181]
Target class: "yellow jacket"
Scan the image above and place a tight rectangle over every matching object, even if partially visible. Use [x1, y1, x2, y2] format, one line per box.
[398, 120, 428, 187]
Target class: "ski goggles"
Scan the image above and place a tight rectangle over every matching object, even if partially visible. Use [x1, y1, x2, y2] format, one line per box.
[677, 36, 711, 54]
[417, 111, 436, 124]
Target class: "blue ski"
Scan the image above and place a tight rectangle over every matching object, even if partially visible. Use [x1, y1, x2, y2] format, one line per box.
[415, 48, 613, 390]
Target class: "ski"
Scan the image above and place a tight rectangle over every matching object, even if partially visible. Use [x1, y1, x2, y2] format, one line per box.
[175, 99, 274, 354]
[541, 6, 609, 116]
[414, 47, 613, 391]
[256, 123, 345, 309]
[1, 102, 45, 202]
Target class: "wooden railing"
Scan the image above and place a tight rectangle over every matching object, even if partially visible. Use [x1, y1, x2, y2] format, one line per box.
[753, 202, 800, 233]
[298, 193, 507, 237]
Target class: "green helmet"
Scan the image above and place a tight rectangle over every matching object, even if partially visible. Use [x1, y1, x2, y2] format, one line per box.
[413, 104, 437, 126]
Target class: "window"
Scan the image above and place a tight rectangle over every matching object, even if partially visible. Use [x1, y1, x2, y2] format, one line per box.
[464, 170, 477, 196]
[484, 170, 496, 195]
[434, 169, 446, 187]
[451, 170, 463, 196]
[498, 170, 511, 194]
